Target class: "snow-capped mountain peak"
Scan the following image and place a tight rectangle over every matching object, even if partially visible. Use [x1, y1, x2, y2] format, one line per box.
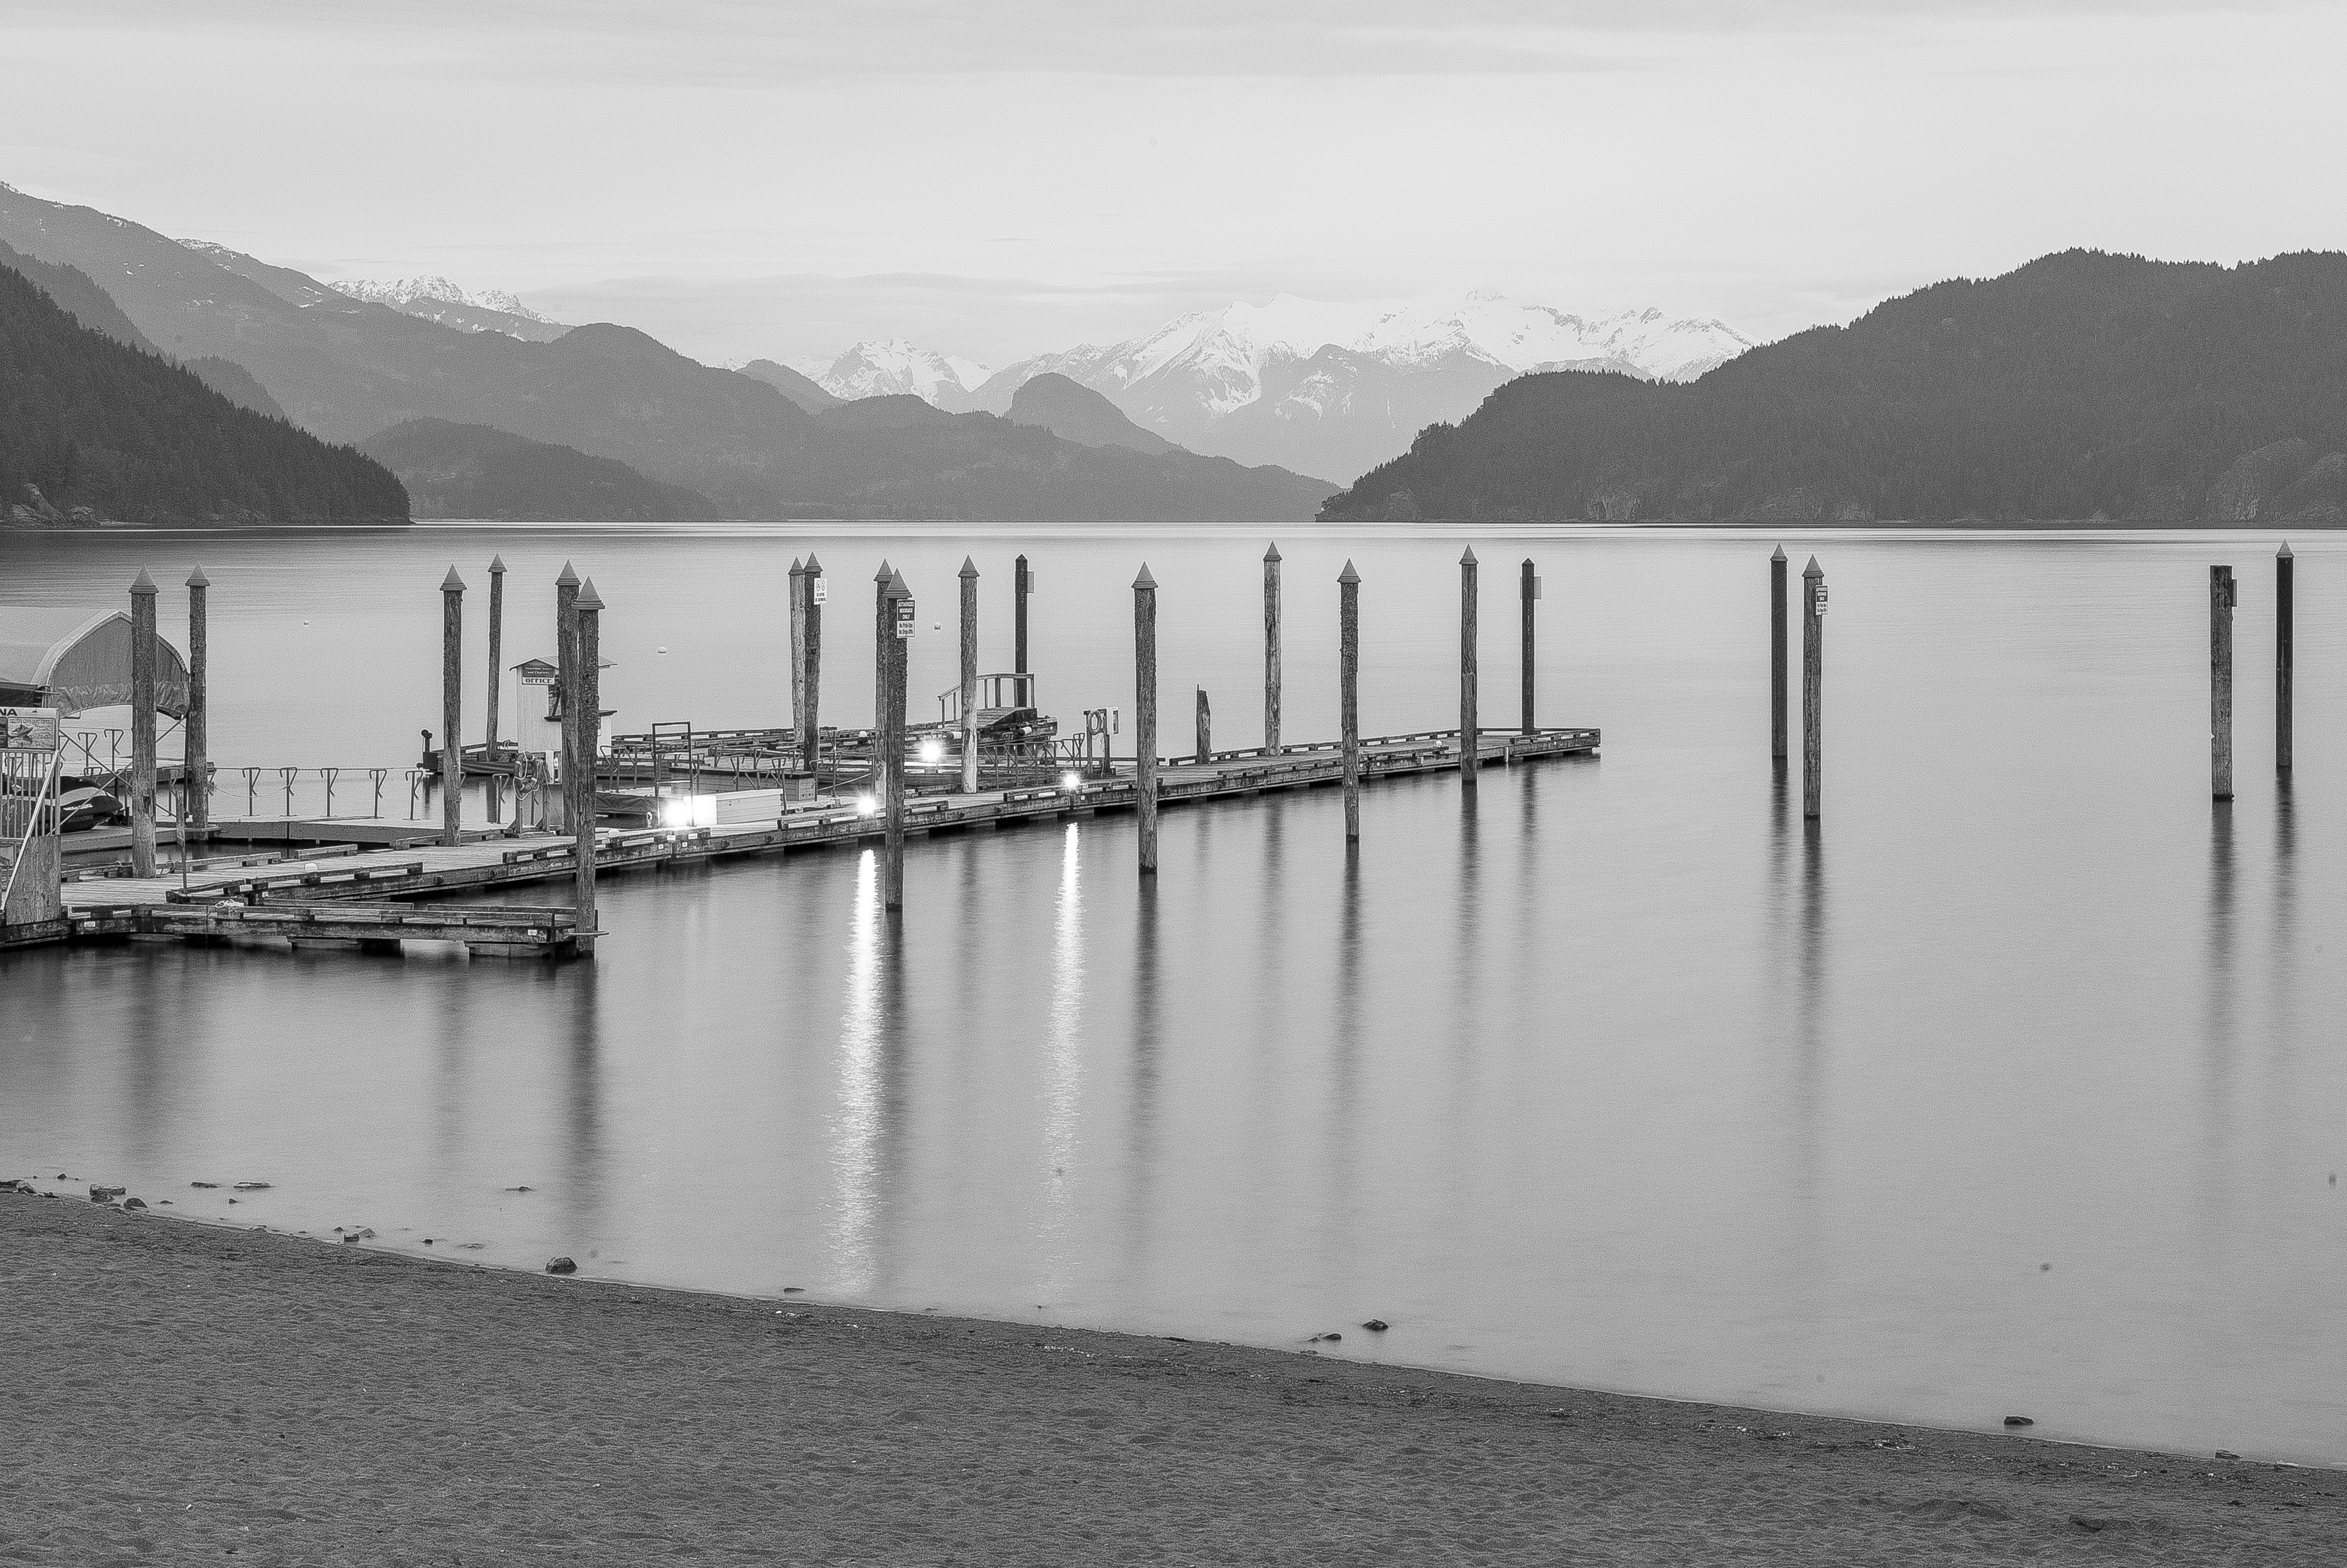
[329, 275, 557, 323]
[803, 338, 991, 404]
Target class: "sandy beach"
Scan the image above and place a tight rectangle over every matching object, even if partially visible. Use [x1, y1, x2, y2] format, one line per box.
[1, 1189, 2335, 1565]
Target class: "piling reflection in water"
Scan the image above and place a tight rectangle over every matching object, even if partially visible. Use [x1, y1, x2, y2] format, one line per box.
[1037, 824, 1085, 1294]
[830, 850, 887, 1293]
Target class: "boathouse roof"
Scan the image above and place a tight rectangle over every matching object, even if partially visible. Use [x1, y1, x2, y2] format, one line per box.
[0, 607, 190, 718]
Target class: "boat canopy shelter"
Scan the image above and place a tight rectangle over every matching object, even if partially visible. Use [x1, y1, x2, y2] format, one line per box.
[0, 607, 188, 717]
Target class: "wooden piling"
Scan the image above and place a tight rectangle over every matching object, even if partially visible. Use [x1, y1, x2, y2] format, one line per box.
[2212, 564, 2235, 801]
[1802, 555, 1823, 820]
[1459, 547, 1479, 787]
[959, 556, 980, 793]
[555, 563, 580, 833]
[1771, 546, 1788, 762]
[129, 569, 158, 877]
[788, 556, 807, 743]
[484, 555, 505, 822]
[441, 566, 465, 848]
[1195, 687, 1211, 762]
[2277, 542, 2293, 773]
[1520, 557, 1537, 736]
[1340, 560, 1361, 841]
[882, 569, 910, 908]
[573, 578, 603, 953]
[1263, 543, 1282, 750]
[873, 560, 893, 814]
[185, 567, 209, 830]
[1134, 564, 1159, 875]
[801, 552, 824, 776]
[1014, 553, 1031, 674]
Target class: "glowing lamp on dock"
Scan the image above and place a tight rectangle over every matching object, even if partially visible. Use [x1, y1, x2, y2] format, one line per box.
[1061, 771, 1082, 794]
[918, 738, 944, 765]
[659, 795, 717, 830]
[856, 793, 878, 816]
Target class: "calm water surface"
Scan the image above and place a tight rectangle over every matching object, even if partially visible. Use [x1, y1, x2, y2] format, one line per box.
[4, 523, 2344, 1464]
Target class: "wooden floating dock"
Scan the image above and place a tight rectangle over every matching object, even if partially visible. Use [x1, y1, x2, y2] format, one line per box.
[63, 901, 588, 958]
[50, 726, 1595, 925]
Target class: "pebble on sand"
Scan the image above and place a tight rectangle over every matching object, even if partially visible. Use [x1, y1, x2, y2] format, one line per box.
[190, 1182, 219, 1189]
[232, 1182, 272, 1192]
[88, 1186, 125, 1203]
[1362, 1320, 1389, 1331]
[2004, 1416, 2035, 1428]
[546, 1257, 579, 1275]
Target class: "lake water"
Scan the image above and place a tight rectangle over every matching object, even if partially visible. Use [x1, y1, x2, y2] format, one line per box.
[4, 522, 2344, 1466]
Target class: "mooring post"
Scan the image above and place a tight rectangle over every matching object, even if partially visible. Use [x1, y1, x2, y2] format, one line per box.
[1802, 555, 1824, 820]
[1195, 687, 1211, 762]
[128, 569, 158, 876]
[2212, 564, 2235, 801]
[1771, 546, 1788, 762]
[555, 562, 580, 833]
[1264, 542, 1282, 750]
[958, 557, 980, 793]
[788, 556, 807, 743]
[2277, 542, 2293, 774]
[440, 567, 465, 847]
[801, 552, 824, 779]
[1014, 553, 1031, 674]
[574, 578, 604, 953]
[1520, 557, 1537, 735]
[1340, 560, 1361, 841]
[872, 560, 893, 813]
[1459, 547, 1479, 787]
[185, 567, 209, 830]
[1134, 564, 1159, 875]
[882, 569, 910, 909]
[484, 554, 506, 821]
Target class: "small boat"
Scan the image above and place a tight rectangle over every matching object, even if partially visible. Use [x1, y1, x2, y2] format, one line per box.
[55, 786, 124, 833]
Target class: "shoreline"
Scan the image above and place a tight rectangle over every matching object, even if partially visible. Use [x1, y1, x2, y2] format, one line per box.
[7, 1189, 2336, 1564]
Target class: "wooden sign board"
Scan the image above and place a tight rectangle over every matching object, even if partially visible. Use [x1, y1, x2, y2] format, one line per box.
[813, 577, 828, 603]
[894, 598, 917, 639]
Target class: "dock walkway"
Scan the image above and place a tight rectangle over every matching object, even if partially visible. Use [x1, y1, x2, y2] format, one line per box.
[56, 727, 1595, 918]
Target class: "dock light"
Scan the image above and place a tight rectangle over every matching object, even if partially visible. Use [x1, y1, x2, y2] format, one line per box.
[659, 798, 694, 829]
[1061, 771, 1083, 792]
[856, 793, 877, 816]
[918, 738, 945, 764]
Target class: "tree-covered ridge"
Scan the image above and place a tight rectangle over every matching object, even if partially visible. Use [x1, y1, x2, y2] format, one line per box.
[0, 258, 407, 526]
[360, 418, 720, 521]
[1322, 251, 2347, 525]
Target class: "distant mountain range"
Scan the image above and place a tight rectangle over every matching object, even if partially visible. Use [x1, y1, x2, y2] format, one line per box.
[361, 418, 719, 521]
[325, 274, 569, 343]
[1319, 250, 2347, 526]
[0, 182, 1332, 522]
[0, 242, 405, 526]
[792, 294, 1753, 481]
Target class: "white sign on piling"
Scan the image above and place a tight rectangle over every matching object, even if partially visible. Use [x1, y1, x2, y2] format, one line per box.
[1, 707, 61, 752]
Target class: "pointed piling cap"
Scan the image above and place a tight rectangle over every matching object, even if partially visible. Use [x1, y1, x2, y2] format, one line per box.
[875, 559, 894, 583]
[556, 561, 580, 588]
[958, 555, 979, 578]
[489, 553, 507, 574]
[1133, 563, 1156, 591]
[804, 551, 823, 575]
[1338, 559, 1360, 585]
[130, 567, 157, 595]
[885, 568, 910, 599]
[186, 566, 210, 589]
[1460, 546, 1477, 566]
[788, 555, 803, 575]
[1771, 544, 1787, 561]
[1803, 555, 1822, 577]
[2279, 540, 2293, 559]
[442, 565, 467, 593]
[575, 577, 604, 611]
[1264, 542, 1282, 563]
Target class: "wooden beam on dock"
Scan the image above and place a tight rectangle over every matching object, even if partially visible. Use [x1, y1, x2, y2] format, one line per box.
[574, 579, 605, 952]
[1340, 560, 1361, 842]
[129, 569, 158, 877]
[1802, 555, 1824, 820]
[2212, 563, 2235, 801]
[186, 568, 210, 830]
[1459, 547, 1479, 789]
[485, 555, 505, 821]
[1135, 564, 1159, 875]
[1264, 543, 1282, 751]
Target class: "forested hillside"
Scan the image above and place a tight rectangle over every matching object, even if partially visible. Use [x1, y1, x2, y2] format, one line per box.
[0, 259, 407, 526]
[361, 419, 720, 521]
[1322, 251, 2347, 525]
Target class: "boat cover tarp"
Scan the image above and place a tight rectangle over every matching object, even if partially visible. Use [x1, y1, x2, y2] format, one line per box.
[0, 607, 189, 717]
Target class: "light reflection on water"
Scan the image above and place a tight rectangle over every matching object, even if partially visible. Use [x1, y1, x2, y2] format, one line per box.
[4, 524, 2346, 1465]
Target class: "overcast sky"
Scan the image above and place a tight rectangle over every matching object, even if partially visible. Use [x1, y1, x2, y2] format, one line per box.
[6, 1, 2341, 366]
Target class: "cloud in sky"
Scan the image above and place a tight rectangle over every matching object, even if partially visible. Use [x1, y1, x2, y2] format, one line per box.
[5, 1, 2341, 362]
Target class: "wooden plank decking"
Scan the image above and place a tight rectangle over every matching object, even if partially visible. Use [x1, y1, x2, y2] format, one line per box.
[42, 726, 1595, 935]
